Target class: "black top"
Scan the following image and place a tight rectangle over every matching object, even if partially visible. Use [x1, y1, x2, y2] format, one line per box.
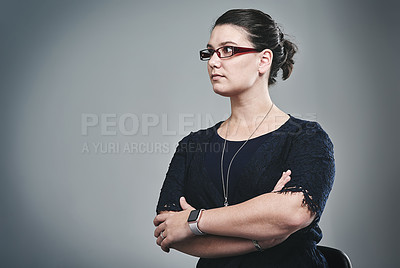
[205, 126, 274, 205]
[156, 115, 335, 267]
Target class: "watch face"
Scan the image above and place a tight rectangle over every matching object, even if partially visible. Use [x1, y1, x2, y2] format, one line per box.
[188, 210, 201, 222]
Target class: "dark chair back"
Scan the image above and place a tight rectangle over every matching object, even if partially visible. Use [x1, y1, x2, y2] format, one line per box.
[317, 246, 352, 268]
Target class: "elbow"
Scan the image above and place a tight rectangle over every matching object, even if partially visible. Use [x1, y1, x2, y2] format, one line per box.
[281, 193, 316, 234]
[255, 210, 315, 242]
[285, 209, 315, 233]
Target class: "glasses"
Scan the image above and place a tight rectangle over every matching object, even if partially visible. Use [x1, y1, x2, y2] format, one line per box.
[199, 46, 259, 61]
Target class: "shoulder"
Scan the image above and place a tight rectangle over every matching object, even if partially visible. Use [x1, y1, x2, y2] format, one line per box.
[178, 121, 223, 144]
[287, 115, 334, 154]
[288, 115, 331, 139]
[175, 121, 223, 154]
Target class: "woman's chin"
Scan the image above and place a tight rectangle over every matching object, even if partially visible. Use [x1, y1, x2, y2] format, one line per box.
[212, 86, 236, 97]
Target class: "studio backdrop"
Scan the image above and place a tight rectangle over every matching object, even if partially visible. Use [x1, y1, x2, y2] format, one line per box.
[1, 0, 398, 267]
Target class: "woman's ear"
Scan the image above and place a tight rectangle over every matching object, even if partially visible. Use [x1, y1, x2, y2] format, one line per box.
[258, 49, 273, 75]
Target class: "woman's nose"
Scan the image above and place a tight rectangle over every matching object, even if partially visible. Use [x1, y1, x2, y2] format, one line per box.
[208, 52, 221, 68]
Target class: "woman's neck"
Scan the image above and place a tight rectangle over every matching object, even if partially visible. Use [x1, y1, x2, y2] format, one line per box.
[229, 87, 273, 125]
[218, 85, 289, 141]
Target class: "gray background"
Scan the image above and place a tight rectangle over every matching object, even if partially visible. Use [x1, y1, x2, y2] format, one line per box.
[1, 0, 399, 267]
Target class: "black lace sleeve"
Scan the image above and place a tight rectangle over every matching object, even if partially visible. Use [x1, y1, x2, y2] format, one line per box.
[279, 122, 335, 221]
[156, 133, 193, 214]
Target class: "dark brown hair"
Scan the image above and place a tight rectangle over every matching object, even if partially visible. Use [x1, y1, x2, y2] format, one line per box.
[214, 9, 297, 85]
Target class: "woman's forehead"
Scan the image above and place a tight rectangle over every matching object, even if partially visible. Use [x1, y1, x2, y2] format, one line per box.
[208, 24, 252, 48]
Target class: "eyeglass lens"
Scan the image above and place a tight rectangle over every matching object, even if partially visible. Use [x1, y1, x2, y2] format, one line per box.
[200, 46, 234, 60]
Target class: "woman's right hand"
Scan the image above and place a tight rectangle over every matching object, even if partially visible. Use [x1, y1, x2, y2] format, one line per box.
[272, 169, 291, 192]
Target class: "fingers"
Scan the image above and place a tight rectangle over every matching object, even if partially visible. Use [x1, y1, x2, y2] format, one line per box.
[156, 231, 164, 246]
[279, 170, 291, 186]
[156, 230, 166, 245]
[155, 230, 171, 253]
[180, 196, 194, 211]
[273, 169, 292, 192]
[154, 208, 192, 254]
[161, 240, 170, 253]
[154, 222, 166, 238]
[153, 212, 170, 227]
[179, 197, 189, 210]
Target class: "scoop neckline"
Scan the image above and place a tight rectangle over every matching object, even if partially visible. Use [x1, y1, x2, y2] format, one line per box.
[214, 114, 292, 142]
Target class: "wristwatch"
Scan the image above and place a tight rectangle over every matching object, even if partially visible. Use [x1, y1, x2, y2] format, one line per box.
[187, 209, 206, 235]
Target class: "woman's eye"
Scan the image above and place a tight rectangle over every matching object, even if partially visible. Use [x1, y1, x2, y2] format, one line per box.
[223, 46, 233, 53]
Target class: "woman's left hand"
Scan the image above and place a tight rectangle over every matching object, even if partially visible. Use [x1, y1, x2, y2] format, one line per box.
[153, 197, 195, 252]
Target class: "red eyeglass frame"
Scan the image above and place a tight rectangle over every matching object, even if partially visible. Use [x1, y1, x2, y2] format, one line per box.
[199, 46, 259, 61]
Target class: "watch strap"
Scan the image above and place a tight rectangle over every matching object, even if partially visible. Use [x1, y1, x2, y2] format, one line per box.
[188, 209, 205, 235]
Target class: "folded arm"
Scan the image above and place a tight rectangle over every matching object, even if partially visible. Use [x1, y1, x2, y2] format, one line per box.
[198, 190, 315, 241]
[171, 233, 287, 258]
[154, 170, 315, 257]
[155, 198, 289, 258]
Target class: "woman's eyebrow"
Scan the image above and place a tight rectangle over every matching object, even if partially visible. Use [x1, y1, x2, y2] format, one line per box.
[207, 41, 239, 48]
[220, 41, 238, 46]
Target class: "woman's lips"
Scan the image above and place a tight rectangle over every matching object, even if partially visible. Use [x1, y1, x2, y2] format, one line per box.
[211, 74, 224, 81]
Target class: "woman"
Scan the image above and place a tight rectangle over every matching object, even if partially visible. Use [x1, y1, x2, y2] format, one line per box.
[153, 9, 335, 267]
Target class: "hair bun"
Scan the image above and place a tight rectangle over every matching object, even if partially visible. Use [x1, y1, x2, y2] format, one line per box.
[280, 38, 297, 81]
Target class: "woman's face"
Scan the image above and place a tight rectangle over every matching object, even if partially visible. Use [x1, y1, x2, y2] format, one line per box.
[207, 24, 262, 97]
